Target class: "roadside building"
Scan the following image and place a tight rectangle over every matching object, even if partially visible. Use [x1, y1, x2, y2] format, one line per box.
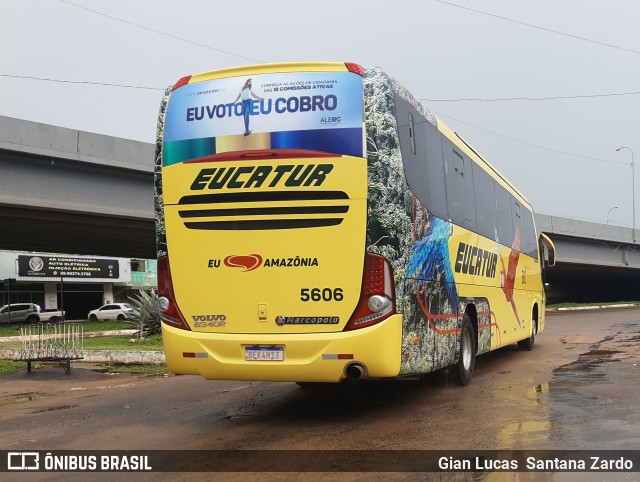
[0, 250, 155, 320]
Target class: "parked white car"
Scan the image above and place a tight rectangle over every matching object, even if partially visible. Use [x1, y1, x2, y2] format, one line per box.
[88, 303, 135, 321]
[0, 303, 41, 324]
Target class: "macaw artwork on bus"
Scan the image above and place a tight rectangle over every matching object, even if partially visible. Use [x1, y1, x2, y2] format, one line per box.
[363, 68, 493, 375]
[497, 226, 523, 325]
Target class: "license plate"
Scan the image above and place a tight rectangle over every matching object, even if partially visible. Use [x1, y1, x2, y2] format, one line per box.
[245, 346, 284, 361]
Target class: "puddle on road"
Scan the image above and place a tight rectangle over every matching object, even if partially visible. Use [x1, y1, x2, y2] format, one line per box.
[495, 327, 640, 451]
[497, 384, 551, 448]
[547, 330, 640, 449]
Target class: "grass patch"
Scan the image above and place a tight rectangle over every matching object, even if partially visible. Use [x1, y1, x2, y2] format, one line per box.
[0, 360, 43, 375]
[0, 360, 26, 375]
[0, 324, 24, 338]
[0, 320, 133, 338]
[105, 361, 168, 375]
[80, 334, 164, 351]
[0, 359, 167, 377]
[0, 334, 163, 351]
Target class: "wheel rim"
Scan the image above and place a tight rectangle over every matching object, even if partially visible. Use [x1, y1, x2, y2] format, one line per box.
[461, 329, 472, 370]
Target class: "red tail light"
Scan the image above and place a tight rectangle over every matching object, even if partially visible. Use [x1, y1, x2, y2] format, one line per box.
[172, 75, 192, 91]
[157, 256, 191, 331]
[345, 63, 364, 76]
[344, 253, 396, 330]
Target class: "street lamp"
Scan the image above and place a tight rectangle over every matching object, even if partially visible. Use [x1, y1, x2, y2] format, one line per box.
[607, 206, 618, 224]
[616, 147, 636, 243]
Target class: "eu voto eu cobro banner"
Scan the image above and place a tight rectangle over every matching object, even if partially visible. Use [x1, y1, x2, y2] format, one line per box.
[163, 70, 364, 163]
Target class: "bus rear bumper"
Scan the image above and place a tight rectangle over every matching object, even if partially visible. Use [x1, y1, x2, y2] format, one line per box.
[161, 314, 402, 383]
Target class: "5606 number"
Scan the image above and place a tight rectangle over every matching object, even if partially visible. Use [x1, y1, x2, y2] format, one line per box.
[300, 288, 344, 302]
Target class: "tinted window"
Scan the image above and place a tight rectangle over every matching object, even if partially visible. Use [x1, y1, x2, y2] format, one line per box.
[495, 186, 514, 248]
[521, 209, 538, 259]
[394, 94, 534, 251]
[443, 140, 476, 231]
[472, 163, 497, 240]
[394, 95, 448, 219]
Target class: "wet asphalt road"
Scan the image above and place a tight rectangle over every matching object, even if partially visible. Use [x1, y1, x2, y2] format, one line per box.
[1, 307, 639, 481]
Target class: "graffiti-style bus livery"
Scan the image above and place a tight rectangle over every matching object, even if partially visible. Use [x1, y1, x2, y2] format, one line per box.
[155, 62, 555, 385]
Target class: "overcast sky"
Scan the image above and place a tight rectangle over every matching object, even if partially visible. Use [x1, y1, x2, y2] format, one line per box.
[2, 0, 640, 228]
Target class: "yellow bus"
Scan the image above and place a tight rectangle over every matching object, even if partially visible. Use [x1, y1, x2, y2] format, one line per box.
[155, 62, 555, 385]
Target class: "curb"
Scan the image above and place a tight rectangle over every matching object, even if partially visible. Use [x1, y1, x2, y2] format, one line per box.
[0, 348, 165, 364]
[548, 304, 639, 312]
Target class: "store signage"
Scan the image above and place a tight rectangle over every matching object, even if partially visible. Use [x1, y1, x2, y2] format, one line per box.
[17, 256, 119, 279]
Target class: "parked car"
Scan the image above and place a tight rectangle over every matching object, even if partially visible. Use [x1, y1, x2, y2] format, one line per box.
[0, 303, 41, 324]
[88, 303, 135, 321]
[33, 309, 66, 323]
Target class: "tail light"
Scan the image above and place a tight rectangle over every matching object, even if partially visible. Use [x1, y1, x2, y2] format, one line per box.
[344, 253, 395, 330]
[157, 256, 191, 331]
[345, 63, 364, 76]
[172, 75, 192, 91]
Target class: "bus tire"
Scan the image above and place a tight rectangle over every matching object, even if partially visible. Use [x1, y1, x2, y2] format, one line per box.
[454, 315, 475, 386]
[518, 319, 536, 351]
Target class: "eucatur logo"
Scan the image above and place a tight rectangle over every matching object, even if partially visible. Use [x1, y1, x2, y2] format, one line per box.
[224, 255, 263, 272]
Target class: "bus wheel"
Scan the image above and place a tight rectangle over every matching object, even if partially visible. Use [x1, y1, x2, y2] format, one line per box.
[454, 315, 475, 386]
[518, 319, 536, 351]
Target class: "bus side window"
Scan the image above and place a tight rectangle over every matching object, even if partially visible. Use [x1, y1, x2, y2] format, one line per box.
[472, 164, 497, 240]
[495, 186, 514, 248]
[443, 139, 476, 231]
[522, 210, 538, 258]
[394, 95, 448, 220]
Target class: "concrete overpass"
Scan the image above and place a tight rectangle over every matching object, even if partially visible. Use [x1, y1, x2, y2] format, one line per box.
[0, 115, 155, 259]
[537, 214, 640, 302]
[1, 115, 639, 302]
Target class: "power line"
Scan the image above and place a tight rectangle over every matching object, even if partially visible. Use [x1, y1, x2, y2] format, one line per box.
[59, 0, 264, 64]
[432, 109, 629, 165]
[433, 0, 640, 56]
[0, 74, 165, 91]
[0, 75, 632, 167]
[422, 90, 640, 102]
[6, 72, 640, 104]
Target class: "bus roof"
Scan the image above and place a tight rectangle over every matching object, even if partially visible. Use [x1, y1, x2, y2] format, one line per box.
[186, 62, 353, 84]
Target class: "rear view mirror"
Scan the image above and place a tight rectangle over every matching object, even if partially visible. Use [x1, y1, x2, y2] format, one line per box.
[539, 233, 556, 267]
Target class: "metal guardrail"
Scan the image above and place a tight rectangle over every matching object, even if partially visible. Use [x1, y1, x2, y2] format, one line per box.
[15, 323, 84, 373]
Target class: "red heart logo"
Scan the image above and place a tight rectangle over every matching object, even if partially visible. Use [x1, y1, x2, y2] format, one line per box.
[224, 255, 263, 272]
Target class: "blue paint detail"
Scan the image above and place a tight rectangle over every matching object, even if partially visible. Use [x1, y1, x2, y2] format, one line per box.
[406, 215, 459, 310]
[270, 128, 363, 157]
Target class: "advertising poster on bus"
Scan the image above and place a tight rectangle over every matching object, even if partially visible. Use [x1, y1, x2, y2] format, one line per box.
[162, 71, 364, 165]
